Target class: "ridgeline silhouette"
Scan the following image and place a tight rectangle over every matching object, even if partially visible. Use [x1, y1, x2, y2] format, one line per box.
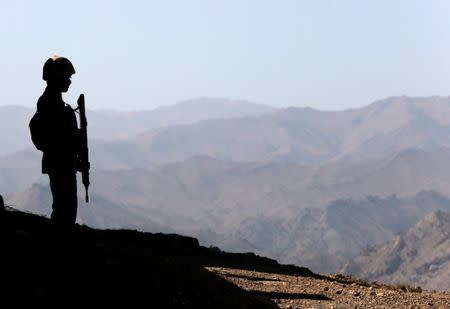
[4, 206, 450, 308]
[0, 206, 316, 308]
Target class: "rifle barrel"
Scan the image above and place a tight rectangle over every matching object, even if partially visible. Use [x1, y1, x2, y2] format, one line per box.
[77, 93, 91, 203]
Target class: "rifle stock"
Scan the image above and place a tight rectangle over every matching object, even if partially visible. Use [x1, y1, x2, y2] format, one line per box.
[77, 94, 91, 203]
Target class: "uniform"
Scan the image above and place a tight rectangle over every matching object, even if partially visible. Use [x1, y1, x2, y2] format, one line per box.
[31, 56, 80, 234]
[37, 88, 79, 228]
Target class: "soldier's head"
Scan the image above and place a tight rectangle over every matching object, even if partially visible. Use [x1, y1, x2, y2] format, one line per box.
[42, 56, 75, 92]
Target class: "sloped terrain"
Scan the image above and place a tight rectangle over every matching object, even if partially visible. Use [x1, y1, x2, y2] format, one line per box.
[3, 207, 450, 309]
[9, 152, 450, 274]
[209, 267, 450, 309]
[6, 96, 450, 294]
[6, 95, 450, 173]
[343, 210, 450, 291]
[0, 207, 312, 308]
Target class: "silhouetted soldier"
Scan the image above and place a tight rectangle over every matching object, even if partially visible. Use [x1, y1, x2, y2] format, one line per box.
[29, 56, 80, 241]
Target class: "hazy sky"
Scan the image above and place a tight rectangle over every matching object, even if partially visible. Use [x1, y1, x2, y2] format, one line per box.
[1, 0, 450, 111]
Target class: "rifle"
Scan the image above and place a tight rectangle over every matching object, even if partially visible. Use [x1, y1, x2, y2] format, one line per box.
[77, 94, 91, 203]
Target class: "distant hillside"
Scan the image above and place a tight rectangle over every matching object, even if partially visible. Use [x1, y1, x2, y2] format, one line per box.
[87, 97, 274, 141]
[342, 210, 450, 291]
[9, 152, 450, 273]
[0, 105, 34, 156]
[5, 96, 450, 170]
[8, 182, 264, 255]
[6, 145, 450, 204]
[280, 192, 450, 273]
[82, 149, 450, 219]
[0, 149, 42, 194]
[0, 98, 274, 155]
[125, 96, 450, 166]
[6, 96, 450, 277]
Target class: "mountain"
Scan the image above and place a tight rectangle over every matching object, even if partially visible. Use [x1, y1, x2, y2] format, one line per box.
[0, 105, 34, 156]
[281, 192, 450, 273]
[82, 95, 450, 169]
[85, 149, 450, 219]
[0, 98, 274, 155]
[6, 144, 450, 206]
[9, 151, 450, 273]
[5, 96, 450, 278]
[342, 210, 450, 291]
[0, 148, 42, 194]
[125, 96, 450, 166]
[7, 182, 263, 255]
[4, 206, 450, 308]
[1, 207, 298, 308]
[86, 97, 274, 140]
[5, 96, 450, 171]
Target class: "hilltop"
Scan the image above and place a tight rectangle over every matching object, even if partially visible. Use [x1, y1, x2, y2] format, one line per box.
[0, 207, 302, 308]
[2, 207, 450, 308]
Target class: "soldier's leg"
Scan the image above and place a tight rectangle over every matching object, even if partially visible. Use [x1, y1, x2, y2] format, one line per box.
[49, 171, 78, 228]
[64, 172, 78, 226]
[49, 172, 63, 227]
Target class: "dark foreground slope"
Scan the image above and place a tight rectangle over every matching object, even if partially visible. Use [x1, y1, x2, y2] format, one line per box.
[0, 208, 314, 309]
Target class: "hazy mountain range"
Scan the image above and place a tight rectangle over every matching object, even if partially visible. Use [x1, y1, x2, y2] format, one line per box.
[3, 95, 450, 289]
[0, 97, 274, 156]
[5, 96, 450, 169]
[8, 149, 450, 275]
[126, 96, 450, 166]
[0, 97, 274, 191]
[4, 95, 450, 172]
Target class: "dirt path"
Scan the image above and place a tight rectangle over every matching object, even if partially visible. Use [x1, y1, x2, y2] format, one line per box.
[207, 267, 450, 309]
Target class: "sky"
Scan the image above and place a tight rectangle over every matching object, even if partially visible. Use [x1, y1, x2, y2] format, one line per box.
[1, 0, 450, 111]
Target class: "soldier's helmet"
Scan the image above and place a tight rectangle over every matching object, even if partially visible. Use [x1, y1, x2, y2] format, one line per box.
[42, 56, 75, 81]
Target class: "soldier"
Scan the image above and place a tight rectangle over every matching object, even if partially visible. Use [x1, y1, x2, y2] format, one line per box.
[30, 56, 80, 238]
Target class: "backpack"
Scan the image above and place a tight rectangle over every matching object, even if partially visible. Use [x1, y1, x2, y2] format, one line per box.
[29, 111, 45, 151]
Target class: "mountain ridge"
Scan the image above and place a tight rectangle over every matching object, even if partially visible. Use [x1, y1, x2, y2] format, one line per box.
[0, 97, 274, 155]
[342, 210, 450, 291]
[4, 95, 450, 284]
[4, 96, 450, 171]
[3, 204, 450, 308]
[122, 96, 450, 166]
[0, 206, 311, 308]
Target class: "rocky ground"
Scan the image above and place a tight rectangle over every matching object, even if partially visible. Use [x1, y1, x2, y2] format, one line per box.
[0, 207, 276, 308]
[3, 205, 450, 308]
[207, 267, 450, 308]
